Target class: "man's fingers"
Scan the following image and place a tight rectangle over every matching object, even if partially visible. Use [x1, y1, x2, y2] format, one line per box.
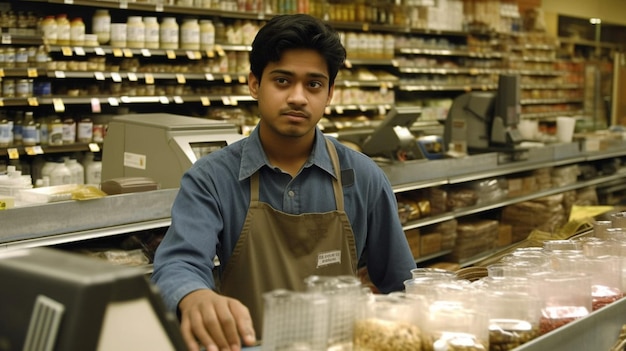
[230, 300, 257, 346]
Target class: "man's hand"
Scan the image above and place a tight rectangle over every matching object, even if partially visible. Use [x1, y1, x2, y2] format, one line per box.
[179, 289, 256, 351]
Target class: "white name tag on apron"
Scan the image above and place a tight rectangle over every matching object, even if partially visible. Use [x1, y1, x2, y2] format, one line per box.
[317, 250, 341, 268]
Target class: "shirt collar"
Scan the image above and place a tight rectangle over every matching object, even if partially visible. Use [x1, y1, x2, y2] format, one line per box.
[238, 126, 336, 181]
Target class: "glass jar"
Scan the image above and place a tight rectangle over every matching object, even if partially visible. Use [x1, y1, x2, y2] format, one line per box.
[126, 16, 145, 48]
[110, 23, 127, 48]
[92, 9, 111, 45]
[159, 17, 179, 49]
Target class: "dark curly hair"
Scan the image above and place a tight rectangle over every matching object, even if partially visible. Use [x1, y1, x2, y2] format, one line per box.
[249, 14, 346, 88]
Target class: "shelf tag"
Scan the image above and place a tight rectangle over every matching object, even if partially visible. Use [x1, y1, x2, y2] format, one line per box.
[0, 69, 4, 78]
[0, 99, 4, 107]
[205, 73, 215, 81]
[362, 23, 369, 31]
[112, 48, 123, 57]
[64, 0, 73, 3]
[155, 3, 164, 11]
[61, 46, 73, 56]
[221, 96, 231, 105]
[186, 51, 195, 60]
[344, 80, 352, 87]
[119, 1, 128, 9]
[27, 97, 38, 106]
[94, 71, 105, 81]
[378, 105, 386, 115]
[89, 143, 101, 152]
[223, 74, 232, 83]
[52, 98, 65, 113]
[127, 72, 138, 82]
[344, 59, 352, 69]
[108, 97, 119, 106]
[111, 72, 122, 82]
[166, 50, 176, 59]
[123, 48, 133, 58]
[91, 98, 101, 113]
[27, 68, 38, 78]
[176, 74, 186, 84]
[94, 47, 105, 56]
[206, 49, 215, 58]
[173, 96, 184, 104]
[7, 148, 18, 160]
[201, 96, 210, 106]
[74, 47, 86, 56]
[359, 105, 367, 112]
[238, 75, 246, 84]
[141, 49, 151, 57]
[33, 146, 44, 155]
[25, 146, 37, 156]
[469, 68, 479, 75]
[159, 96, 170, 104]
[391, 59, 399, 67]
[335, 106, 344, 114]
[145, 73, 154, 84]
[0, 35, 10, 45]
[324, 106, 331, 115]
[54, 70, 66, 78]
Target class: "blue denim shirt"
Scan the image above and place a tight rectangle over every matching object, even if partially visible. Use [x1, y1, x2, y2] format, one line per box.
[151, 126, 416, 313]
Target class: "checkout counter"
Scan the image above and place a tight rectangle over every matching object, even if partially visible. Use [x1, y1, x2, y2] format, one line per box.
[102, 113, 244, 189]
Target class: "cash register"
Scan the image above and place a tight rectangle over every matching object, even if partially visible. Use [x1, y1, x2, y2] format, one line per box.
[102, 113, 244, 189]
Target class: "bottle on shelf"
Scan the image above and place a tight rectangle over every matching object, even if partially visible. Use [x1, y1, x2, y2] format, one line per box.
[12, 111, 24, 146]
[110, 23, 127, 48]
[0, 115, 11, 147]
[77, 117, 93, 143]
[143, 16, 160, 49]
[65, 156, 84, 185]
[199, 19, 215, 51]
[180, 18, 200, 50]
[49, 157, 71, 186]
[160, 17, 179, 50]
[70, 17, 86, 46]
[85, 152, 102, 186]
[39, 15, 58, 45]
[49, 116, 64, 146]
[56, 14, 71, 46]
[22, 112, 37, 147]
[92, 9, 111, 45]
[62, 117, 76, 145]
[126, 16, 145, 49]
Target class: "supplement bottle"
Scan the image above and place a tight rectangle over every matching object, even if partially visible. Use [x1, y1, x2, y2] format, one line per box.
[49, 158, 72, 186]
[126, 16, 145, 48]
[65, 157, 84, 185]
[199, 19, 215, 51]
[77, 117, 93, 143]
[85, 153, 102, 185]
[143, 17, 160, 49]
[180, 18, 200, 50]
[110, 23, 127, 48]
[92, 9, 111, 45]
[160, 17, 179, 49]
[49, 117, 64, 146]
[22, 111, 37, 146]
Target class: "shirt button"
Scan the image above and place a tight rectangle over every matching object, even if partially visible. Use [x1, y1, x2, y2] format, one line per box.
[288, 190, 295, 197]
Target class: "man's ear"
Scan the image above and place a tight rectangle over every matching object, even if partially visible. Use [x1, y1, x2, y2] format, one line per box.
[248, 72, 259, 99]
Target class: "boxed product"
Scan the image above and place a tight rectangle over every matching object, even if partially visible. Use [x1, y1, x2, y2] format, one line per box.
[449, 219, 499, 261]
[420, 232, 442, 256]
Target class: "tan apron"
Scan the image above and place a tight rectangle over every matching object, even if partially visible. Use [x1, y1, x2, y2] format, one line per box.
[220, 138, 357, 335]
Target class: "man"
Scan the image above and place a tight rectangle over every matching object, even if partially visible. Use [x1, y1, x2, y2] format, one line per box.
[151, 13, 416, 351]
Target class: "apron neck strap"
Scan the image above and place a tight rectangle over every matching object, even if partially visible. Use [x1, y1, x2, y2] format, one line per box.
[249, 138, 344, 210]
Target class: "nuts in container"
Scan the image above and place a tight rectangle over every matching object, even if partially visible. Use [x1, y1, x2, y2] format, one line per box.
[353, 293, 424, 351]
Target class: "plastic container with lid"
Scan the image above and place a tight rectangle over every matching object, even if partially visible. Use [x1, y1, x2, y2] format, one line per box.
[126, 16, 145, 48]
[65, 157, 84, 185]
[160, 17, 179, 49]
[62, 118, 76, 145]
[180, 18, 200, 50]
[199, 19, 215, 51]
[70, 17, 85, 46]
[143, 17, 159, 49]
[85, 153, 102, 185]
[92, 9, 111, 45]
[77, 118, 93, 143]
[110, 23, 127, 48]
[56, 14, 71, 46]
[39, 15, 57, 44]
[22, 112, 37, 146]
[49, 158, 72, 186]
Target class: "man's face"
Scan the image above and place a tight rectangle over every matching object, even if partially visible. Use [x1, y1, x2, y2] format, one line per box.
[248, 48, 334, 140]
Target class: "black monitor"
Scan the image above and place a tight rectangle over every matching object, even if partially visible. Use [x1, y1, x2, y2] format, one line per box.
[0, 247, 187, 351]
[443, 74, 523, 153]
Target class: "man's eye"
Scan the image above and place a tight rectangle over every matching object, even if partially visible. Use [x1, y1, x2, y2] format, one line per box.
[275, 78, 289, 84]
[309, 81, 323, 88]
